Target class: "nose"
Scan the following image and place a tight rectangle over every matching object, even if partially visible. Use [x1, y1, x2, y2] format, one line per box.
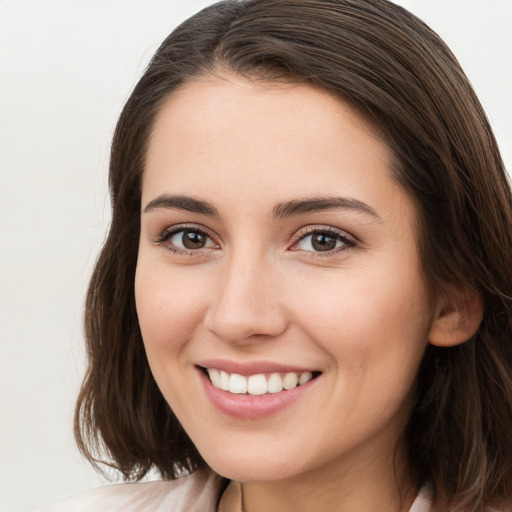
[204, 251, 288, 345]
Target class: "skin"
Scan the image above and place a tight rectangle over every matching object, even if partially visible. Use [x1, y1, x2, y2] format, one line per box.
[135, 74, 444, 512]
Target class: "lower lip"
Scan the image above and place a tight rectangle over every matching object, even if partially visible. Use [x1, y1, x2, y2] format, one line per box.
[198, 368, 319, 420]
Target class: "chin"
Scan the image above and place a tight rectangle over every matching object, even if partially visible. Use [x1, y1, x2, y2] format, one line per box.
[207, 458, 300, 483]
[196, 438, 315, 483]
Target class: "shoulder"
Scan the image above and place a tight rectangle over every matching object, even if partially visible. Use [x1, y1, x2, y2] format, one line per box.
[409, 483, 433, 512]
[40, 469, 224, 512]
[410, 483, 512, 512]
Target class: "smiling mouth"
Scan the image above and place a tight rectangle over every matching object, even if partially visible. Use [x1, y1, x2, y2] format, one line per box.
[203, 368, 321, 396]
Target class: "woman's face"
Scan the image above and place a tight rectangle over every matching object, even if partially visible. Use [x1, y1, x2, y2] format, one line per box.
[135, 74, 437, 483]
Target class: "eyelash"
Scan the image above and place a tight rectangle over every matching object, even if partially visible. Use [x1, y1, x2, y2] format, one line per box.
[154, 224, 356, 256]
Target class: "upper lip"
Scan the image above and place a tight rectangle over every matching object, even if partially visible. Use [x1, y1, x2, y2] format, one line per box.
[197, 358, 319, 376]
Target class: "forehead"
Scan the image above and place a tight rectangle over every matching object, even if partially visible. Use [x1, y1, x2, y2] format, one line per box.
[143, 74, 412, 223]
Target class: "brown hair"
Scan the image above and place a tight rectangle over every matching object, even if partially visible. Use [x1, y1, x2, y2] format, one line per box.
[75, 1, 512, 509]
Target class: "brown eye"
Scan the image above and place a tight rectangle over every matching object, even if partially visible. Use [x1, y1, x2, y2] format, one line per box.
[166, 228, 216, 251]
[294, 228, 354, 254]
[181, 230, 207, 249]
[311, 233, 337, 251]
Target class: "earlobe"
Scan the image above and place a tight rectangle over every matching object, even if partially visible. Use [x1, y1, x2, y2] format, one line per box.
[428, 288, 484, 347]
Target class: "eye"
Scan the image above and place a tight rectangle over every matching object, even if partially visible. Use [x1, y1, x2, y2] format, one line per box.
[170, 229, 214, 250]
[155, 225, 218, 253]
[291, 227, 355, 254]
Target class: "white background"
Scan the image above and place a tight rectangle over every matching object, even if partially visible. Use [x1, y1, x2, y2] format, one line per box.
[0, 1, 510, 511]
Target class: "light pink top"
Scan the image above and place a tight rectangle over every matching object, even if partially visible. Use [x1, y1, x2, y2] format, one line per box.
[40, 469, 434, 511]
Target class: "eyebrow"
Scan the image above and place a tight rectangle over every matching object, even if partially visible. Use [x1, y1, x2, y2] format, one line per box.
[143, 193, 380, 220]
[273, 197, 380, 220]
[143, 194, 220, 217]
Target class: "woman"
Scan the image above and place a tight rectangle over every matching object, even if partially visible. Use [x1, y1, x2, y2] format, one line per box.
[45, 0, 512, 511]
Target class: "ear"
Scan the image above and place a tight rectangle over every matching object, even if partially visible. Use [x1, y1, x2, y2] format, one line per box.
[428, 287, 484, 347]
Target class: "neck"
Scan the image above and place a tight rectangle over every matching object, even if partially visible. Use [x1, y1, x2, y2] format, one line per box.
[241, 443, 418, 512]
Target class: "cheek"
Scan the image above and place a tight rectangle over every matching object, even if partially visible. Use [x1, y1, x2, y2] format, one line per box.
[134, 261, 208, 360]
[290, 263, 432, 371]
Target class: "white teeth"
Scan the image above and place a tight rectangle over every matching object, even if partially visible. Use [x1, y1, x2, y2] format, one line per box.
[208, 368, 221, 388]
[207, 369, 316, 395]
[283, 372, 298, 390]
[299, 371, 313, 385]
[267, 373, 283, 394]
[247, 374, 267, 395]
[220, 370, 230, 391]
[229, 373, 247, 394]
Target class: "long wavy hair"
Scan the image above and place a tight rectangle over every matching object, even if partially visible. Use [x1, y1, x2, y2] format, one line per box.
[75, 1, 512, 510]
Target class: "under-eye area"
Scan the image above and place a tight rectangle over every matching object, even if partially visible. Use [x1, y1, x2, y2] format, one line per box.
[199, 366, 323, 396]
